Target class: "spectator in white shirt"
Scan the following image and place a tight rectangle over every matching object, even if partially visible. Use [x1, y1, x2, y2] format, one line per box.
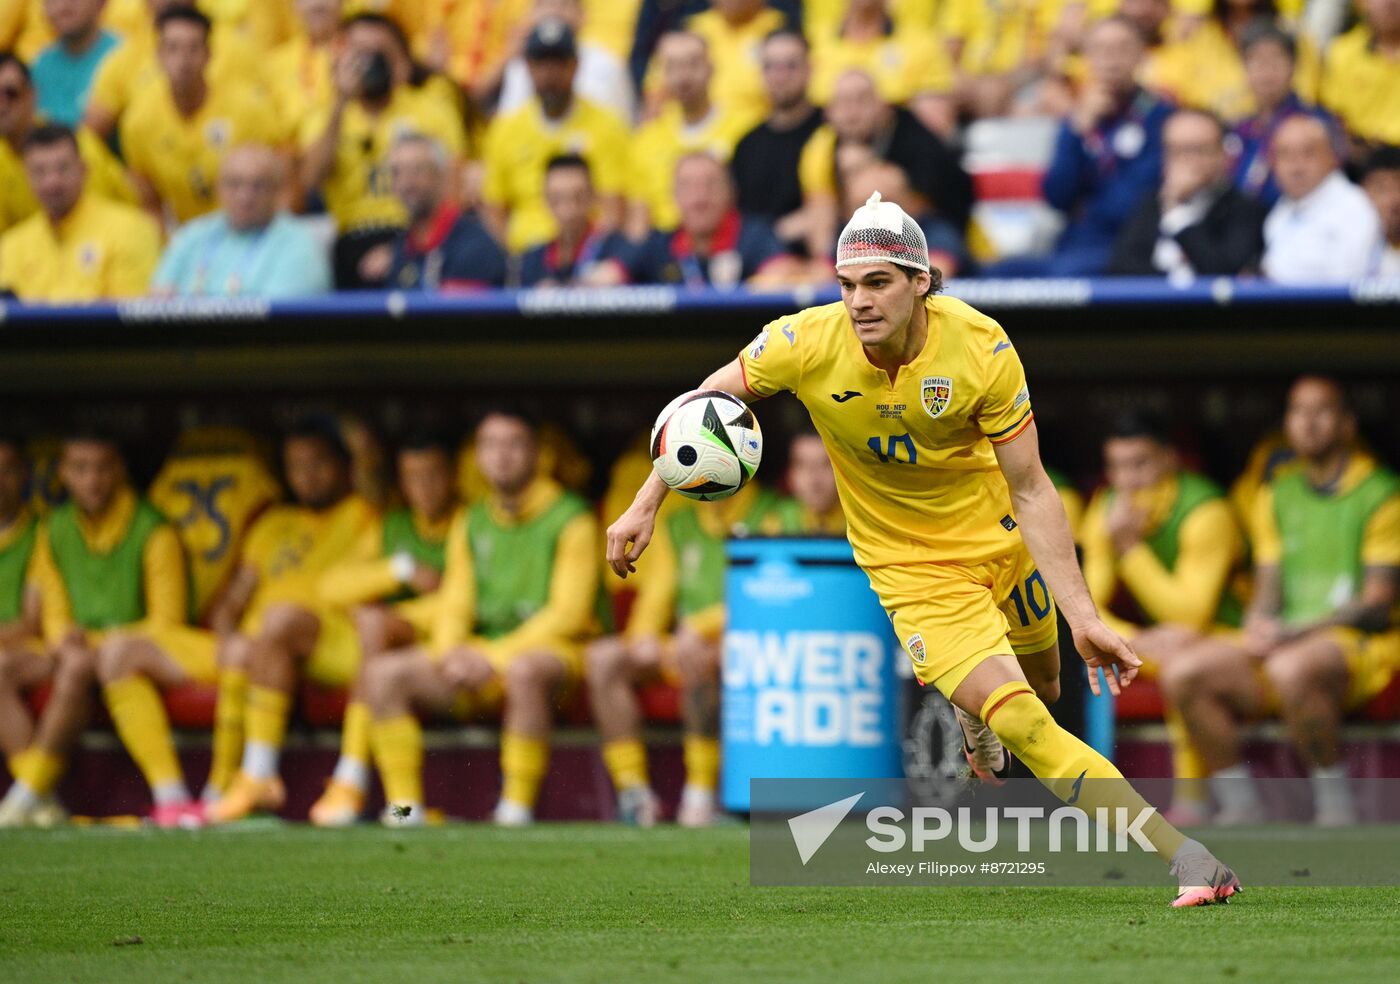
[1360, 146, 1400, 277]
[497, 0, 635, 121]
[1261, 115, 1383, 283]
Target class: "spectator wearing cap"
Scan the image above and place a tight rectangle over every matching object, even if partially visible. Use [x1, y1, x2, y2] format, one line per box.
[299, 12, 467, 289]
[1319, 0, 1400, 147]
[497, 0, 635, 121]
[796, 68, 971, 265]
[1109, 109, 1267, 280]
[729, 29, 821, 250]
[1229, 22, 1335, 208]
[481, 17, 628, 254]
[991, 16, 1171, 278]
[630, 151, 802, 289]
[1261, 115, 1383, 283]
[29, 0, 122, 127]
[382, 134, 507, 292]
[515, 154, 634, 287]
[151, 145, 332, 298]
[0, 51, 134, 233]
[0, 123, 160, 302]
[1360, 146, 1400, 276]
[627, 31, 759, 236]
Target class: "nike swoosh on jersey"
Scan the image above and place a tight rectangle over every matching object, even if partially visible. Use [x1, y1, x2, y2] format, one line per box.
[993, 340, 1012, 355]
[831, 390, 862, 403]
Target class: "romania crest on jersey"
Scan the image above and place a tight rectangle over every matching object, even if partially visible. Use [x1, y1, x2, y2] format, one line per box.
[921, 376, 952, 418]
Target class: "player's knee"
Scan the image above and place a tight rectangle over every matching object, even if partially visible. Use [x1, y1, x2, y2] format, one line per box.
[260, 603, 312, 645]
[503, 653, 559, 698]
[674, 637, 718, 685]
[1159, 649, 1212, 699]
[218, 633, 251, 671]
[1034, 677, 1061, 706]
[362, 657, 410, 715]
[54, 645, 97, 686]
[352, 606, 393, 655]
[584, 637, 627, 685]
[96, 635, 145, 684]
[0, 647, 20, 686]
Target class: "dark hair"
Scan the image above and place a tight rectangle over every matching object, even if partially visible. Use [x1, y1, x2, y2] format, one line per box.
[897, 264, 943, 297]
[0, 432, 26, 458]
[0, 51, 32, 85]
[286, 414, 352, 466]
[63, 425, 127, 461]
[397, 430, 456, 461]
[762, 27, 809, 53]
[545, 153, 592, 180]
[1212, 0, 1277, 25]
[156, 4, 213, 38]
[21, 122, 78, 155]
[1092, 14, 1150, 45]
[1239, 19, 1295, 60]
[1361, 144, 1400, 180]
[341, 12, 412, 60]
[477, 405, 541, 435]
[1107, 410, 1171, 446]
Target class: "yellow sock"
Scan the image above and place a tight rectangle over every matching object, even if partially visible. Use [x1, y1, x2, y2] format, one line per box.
[1166, 708, 1208, 807]
[208, 666, 247, 794]
[601, 738, 649, 792]
[103, 677, 183, 791]
[339, 701, 371, 771]
[981, 682, 1187, 862]
[500, 732, 548, 809]
[9, 747, 64, 796]
[244, 685, 291, 750]
[370, 715, 423, 806]
[683, 735, 720, 793]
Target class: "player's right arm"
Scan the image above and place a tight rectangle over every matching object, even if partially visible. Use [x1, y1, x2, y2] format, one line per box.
[208, 563, 258, 637]
[606, 358, 753, 578]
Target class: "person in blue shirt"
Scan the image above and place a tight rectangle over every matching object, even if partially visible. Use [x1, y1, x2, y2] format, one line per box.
[1228, 21, 1338, 209]
[382, 133, 507, 292]
[629, 151, 800, 289]
[30, 0, 122, 127]
[151, 145, 333, 299]
[515, 154, 635, 287]
[990, 16, 1171, 278]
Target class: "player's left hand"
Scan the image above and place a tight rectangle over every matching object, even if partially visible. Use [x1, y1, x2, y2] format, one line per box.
[1072, 619, 1141, 697]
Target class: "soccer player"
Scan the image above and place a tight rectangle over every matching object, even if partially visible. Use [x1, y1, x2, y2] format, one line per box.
[606, 192, 1240, 906]
[120, 5, 286, 227]
[0, 436, 53, 826]
[307, 434, 456, 827]
[207, 418, 379, 822]
[1162, 377, 1399, 828]
[364, 409, 600, 827]
[1080, 411, 1245, 824]
[2, 431, 212, 827]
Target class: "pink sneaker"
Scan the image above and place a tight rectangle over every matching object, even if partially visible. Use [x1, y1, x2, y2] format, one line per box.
[1170, 849, 1241, 907]
[151, 800, 206, 830]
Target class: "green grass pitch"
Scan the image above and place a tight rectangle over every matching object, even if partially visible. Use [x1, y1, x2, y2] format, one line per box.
[2, 825, 1398, 983]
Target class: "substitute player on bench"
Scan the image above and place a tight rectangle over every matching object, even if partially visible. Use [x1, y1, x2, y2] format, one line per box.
[607, 192, 1239, 907]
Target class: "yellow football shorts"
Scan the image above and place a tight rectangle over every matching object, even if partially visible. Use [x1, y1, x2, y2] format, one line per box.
[305, 607, 361, 687]
[124, 621, 218, 683]
[866, 545, 1059, 694]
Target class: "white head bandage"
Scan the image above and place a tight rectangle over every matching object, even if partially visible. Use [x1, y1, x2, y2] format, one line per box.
[834, 191, 929, 273]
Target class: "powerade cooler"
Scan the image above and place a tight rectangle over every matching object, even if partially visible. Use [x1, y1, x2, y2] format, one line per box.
[721, 536, 907, 811]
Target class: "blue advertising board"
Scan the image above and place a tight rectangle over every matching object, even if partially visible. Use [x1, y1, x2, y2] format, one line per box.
[721, 537, 907, 811]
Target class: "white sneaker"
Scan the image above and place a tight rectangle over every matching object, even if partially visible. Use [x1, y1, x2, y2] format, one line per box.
[1213, 802, 1268, 826]
[676, 786, 716, 828]
[616, 785, 659, 828]
[955, 706, 1009, 784]
[492, 799, 533, 827]
[29, 797, 69, 829]
[1314, 798, 1357, 828]
[0, 783, 39, 827]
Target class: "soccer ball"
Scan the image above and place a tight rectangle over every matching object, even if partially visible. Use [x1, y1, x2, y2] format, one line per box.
[650, 390, 763, 500]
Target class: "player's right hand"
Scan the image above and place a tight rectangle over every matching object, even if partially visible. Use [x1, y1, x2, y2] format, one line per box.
[606, 506, 655, 579]
[1072, 618, 1141, 697]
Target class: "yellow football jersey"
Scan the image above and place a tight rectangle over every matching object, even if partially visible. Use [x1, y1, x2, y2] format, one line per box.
[87, 21, 266, 128]
[0, 126, 136, 233]
[122, 78, 287, 224]
[239, 494, 379, 629]
[148, 446, 280, 620]
[300, 84, 467, 232]
[581, 0, 643, 60]
[1319, 25, 1400, 146]
[268, 31, 332, 137]
[200, 0, 297, 50]
[628, 102, 759, 230]
[481, 96, 629, 252]
[809, 30, 955, 106]
[738, 294, 1034, 570]
[0, 191, 160, 302]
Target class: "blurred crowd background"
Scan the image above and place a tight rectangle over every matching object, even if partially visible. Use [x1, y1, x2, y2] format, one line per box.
[0, 0, 1397, 303]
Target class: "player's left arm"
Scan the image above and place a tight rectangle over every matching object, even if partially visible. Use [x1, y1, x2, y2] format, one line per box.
[141, 525, 189, 628]
[994, 423, 1141, 695]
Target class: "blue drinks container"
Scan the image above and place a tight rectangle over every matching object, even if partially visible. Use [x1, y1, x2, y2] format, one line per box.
[721, 537, 907, 811]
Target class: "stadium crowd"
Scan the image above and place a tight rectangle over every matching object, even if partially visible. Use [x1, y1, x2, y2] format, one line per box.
[0, 371, 1396, 830]
[0, 0, 1398, 302]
